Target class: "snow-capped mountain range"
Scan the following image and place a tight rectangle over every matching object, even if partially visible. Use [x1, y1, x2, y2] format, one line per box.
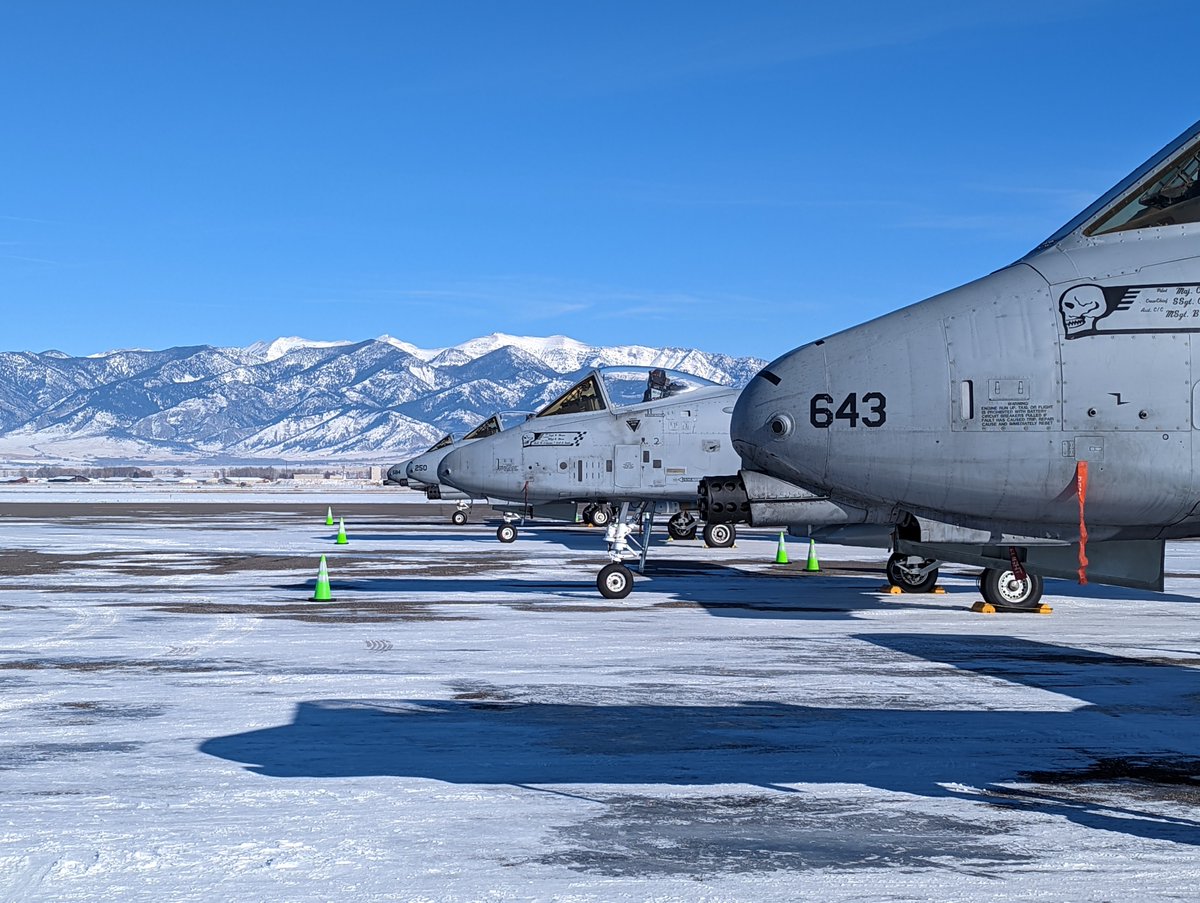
[0, 334, 767, 463]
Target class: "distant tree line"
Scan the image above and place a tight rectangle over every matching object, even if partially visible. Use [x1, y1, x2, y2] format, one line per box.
[34, 465, 154, 478]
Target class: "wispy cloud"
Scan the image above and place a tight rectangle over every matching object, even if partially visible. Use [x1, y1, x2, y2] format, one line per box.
[0, 214, 61, 226]
[296, 275, 812, 328]
[0, 253, 61, 265]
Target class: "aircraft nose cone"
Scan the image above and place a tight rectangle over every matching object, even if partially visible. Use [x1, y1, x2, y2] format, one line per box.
[730, 374, 779, 472]
[731, 345, 829, 486]
[436, 451, 455, 484]
[438, 447, 470, 491]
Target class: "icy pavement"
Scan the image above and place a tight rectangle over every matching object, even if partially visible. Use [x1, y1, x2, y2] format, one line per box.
[3, 498, 1200, 901]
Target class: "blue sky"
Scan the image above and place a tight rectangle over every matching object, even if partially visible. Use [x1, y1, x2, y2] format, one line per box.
[1, 0, 1196, 359]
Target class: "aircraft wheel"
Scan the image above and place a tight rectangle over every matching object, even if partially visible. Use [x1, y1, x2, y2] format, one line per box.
[497, 523, 518, 543]
[667, 515, 698, 541]
[581, 504, 597, 525]
[597, 562, 633, 599]
[980, 567, 1044, 609]
[451, 510, 468, 526]
[589, 505, 613, 527]
[702, 522, 735, 548]
[886, 553, 939, 593]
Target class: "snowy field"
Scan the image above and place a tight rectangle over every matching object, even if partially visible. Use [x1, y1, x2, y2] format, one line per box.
[3, 495, 1200, 901]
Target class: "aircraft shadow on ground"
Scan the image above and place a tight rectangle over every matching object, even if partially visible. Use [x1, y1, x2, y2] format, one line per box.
[200, 635, 1200, 846]
[275, 564, 948, 620]
[1040, 577, 1199, 605]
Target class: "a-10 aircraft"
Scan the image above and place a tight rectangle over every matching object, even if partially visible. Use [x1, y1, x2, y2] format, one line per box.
[438, 366, 743, 597]
[702, 117, 1200, 610]
[400, 412, 534, 523]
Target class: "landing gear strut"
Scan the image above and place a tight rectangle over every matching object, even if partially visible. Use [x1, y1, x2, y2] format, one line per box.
[886, 552, 940, 593]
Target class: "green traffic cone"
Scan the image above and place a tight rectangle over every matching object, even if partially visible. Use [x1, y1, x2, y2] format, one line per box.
[311, 555, 334, 601]
[325, 506, 334, 526]
[775, 531, 789, 564]
[805, 538, 820, 572]
[335, 517, 349, 544]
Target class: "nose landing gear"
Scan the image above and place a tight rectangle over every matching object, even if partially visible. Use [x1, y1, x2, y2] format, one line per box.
[596, 501, 656, 599]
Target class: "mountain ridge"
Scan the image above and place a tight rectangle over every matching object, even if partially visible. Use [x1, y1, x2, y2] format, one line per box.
[0, 334, 767, 464]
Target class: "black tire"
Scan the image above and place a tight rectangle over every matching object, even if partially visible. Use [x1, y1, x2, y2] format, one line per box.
[597, 562, 633, 599]
[451, 510, 468, 526]
[703, 522, 735, 548]
[589, 505, 613, 527]
[980, 567, 1044, 609]
[581, 504, 597, 525]
[496, 523, 518, 543]
[886, 553, 939, 593]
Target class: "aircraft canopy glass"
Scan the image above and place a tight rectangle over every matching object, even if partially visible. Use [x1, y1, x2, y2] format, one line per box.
[536, 368, 722, 418]
[600, 367, 720, 409]
[427, 434, 455, 452]
[537, 374, 605, 417]
[497, 410, 534, 429]
[462, 416, 502, 441]
[1089, 142, 1200, 235]
[1029, 119, 1200, 252]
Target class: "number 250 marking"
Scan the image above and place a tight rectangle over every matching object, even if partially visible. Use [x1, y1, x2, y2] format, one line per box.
[809, 392, 887, 428]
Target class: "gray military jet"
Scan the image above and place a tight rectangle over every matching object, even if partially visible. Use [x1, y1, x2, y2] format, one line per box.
[438, 366, 743, 596]
[403, 412, 532, 523]
[703, 118, 1200, 610]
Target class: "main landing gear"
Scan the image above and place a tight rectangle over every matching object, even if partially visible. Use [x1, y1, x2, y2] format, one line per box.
[702, 521, 735, 548]
[885, 553, 940, 593]
[582, 503, 615, 527]
[667, 511, 698, 541]
[978, 566, 1044, 609]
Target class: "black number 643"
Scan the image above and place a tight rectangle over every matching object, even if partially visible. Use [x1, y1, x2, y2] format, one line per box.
[809, 392, 886, 428]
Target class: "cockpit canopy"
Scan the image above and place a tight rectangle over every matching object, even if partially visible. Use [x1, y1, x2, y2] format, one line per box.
[427, 433, 455, 453]
[1033, 118, 1200, 251]
[1089, 141, 1200, 235]
[536, 367, 722, 418]
[461, 410, 534, 441]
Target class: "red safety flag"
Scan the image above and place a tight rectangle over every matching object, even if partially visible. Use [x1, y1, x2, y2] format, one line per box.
[1076, 460, 1089, 585]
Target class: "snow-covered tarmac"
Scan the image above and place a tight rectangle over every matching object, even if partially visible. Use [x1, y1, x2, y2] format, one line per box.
[4, 495, 1200, 901]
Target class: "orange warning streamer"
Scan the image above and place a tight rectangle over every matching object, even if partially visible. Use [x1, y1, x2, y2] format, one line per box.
[1076, 460, 1089, 585]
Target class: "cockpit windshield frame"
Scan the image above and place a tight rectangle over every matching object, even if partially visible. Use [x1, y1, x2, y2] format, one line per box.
[599, 367, 720, 410]
[1026, 118, 1200, 254]
[1086, 141, 1200, 236]
[536, 374, 607, 418]
[427, 434, 455, 452]
[462, 416, 502, 441]
[536, 367, 722, 418]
